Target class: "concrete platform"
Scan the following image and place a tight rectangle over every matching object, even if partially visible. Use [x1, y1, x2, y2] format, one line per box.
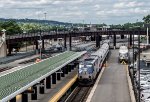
[90, 49, 131, 102]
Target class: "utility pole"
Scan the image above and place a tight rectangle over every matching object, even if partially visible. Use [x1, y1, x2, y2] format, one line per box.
[138, 27, 141, 102]
[44, 12, 47, 21]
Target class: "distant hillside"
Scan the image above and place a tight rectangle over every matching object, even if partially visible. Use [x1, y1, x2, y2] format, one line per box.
[0, 18, 71, 26]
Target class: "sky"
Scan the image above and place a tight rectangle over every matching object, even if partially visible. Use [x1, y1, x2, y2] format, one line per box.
[0, 0, 149, 24]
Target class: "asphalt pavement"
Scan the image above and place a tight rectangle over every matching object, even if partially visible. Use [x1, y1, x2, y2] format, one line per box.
[91, 49, 131, 102]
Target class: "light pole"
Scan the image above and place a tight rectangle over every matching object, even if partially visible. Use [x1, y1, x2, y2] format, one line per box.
[137, 27, 141, 102]
[147, 27, 149, 45]
[39, 31, 42, 60]
[83, 20, 84, 31]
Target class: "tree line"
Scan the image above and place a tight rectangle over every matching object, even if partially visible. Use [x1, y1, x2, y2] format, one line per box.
[0, 14, 149, 35]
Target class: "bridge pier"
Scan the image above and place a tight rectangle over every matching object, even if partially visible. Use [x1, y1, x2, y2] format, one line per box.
[22, 92, 28, 102]
[130, 34, 132, 47]
[35, 40, 39, 54]
[149, 36, 150, 44]
[8, 46, 12, 55]
[42, 39, 45, 51]
[39, 80, 45, 94]
[46, 75, 51, 89]
[52, 73, 56, 84]
[9, 97, 16, 102]
[69, 34, 72, 51]
[64, 35, 67, 50]
[121, 35, 124, 39]
[113, 34, 116, 49]
[99, 35, 102, 45]
[31, 86, 37, 100]
[96, 35, 100, 48]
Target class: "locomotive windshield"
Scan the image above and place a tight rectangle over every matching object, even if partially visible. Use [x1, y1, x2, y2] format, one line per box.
[79, 62, 94, 74]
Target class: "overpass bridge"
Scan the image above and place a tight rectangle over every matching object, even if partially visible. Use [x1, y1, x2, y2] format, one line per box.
[2, 30, 150, 56]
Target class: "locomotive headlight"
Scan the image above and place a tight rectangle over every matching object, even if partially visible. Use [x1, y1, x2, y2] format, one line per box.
[125, 53, 128, 57]
[86, 65, 92, 67]
[79, 64, 84, 68]
[89, 76, 91, 79]
[80, 76, 82, 79]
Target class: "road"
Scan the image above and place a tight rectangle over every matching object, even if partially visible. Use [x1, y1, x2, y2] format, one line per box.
[91, 49, 131, 102]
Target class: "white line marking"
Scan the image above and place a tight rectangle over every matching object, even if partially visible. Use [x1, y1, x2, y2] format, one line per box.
[86, 67, 105, 102]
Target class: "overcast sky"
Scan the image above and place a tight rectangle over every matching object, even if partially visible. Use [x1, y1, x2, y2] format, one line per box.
[0, 0, 149, 24]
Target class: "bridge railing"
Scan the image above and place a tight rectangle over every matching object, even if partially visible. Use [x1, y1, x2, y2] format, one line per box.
[5, 30, 149, 41]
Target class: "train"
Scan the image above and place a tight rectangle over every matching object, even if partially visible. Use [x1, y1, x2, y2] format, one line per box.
[78, 40, 110, 85]
[118, 45, 129, 63]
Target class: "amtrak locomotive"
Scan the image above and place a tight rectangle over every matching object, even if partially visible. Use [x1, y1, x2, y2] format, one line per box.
[118, 46, 129, 63]
[78, 40, 110, 85]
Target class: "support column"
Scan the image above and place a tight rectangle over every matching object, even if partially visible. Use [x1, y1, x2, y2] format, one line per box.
[121, 35, 124, 39]
[64, 35, 67, 50]
[65, 67, 68, 74]
[130, 34, 132, 47]
[42, 39, 44, 51]
[71, 64, 75, 70]
[94, 35, 96, 41]
[35, 40, 38, 50]
[68, 65, 71, 72]
[90, 36, 93, 41]
[69, 33, 72, 51]
[99, 35, 102, 46]
[96, 35, 100, 48]
[46, 76, 51, 89]
[52, 73, 56, 84]
[39, 80, 45, 94]
[113, 34, 116, 49]
[9, 97, 16, 102]
[35, 40, 38, 54]
[22, 92, 28, 102]
[91, 36, 95, 41]
[31, 86, 37, 100]
[149, 35, 150, 44]
[61, 68, 65, 77]
[57, 71, 61, 81]
[8, 46, 12, 55]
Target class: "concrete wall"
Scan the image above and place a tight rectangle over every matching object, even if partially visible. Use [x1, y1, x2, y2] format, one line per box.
[0, 41, 7, 57]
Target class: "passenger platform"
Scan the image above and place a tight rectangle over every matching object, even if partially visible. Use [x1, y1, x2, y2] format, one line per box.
[87, 49, 131, 102]
[0, 51, 86, 102]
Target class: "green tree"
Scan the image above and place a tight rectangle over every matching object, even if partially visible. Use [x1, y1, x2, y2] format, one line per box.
[143, 14, 150, 23]
[0, 20, 22, 35]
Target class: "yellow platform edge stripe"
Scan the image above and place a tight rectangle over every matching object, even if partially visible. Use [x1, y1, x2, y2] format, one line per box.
[49, 75, 78, 102]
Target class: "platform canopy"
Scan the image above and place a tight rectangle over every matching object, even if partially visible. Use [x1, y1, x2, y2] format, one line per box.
[0, 51, 86, 102]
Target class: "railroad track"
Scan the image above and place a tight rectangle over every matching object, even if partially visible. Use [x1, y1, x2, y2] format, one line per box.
[65, 86, 91, 102]
[0, 66, 14, 72]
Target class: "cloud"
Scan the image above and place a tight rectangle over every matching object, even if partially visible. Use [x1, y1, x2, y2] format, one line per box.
[114, 1, 144, 8]
[0, 0, 149, 24]
[94, 4, 101, 10]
